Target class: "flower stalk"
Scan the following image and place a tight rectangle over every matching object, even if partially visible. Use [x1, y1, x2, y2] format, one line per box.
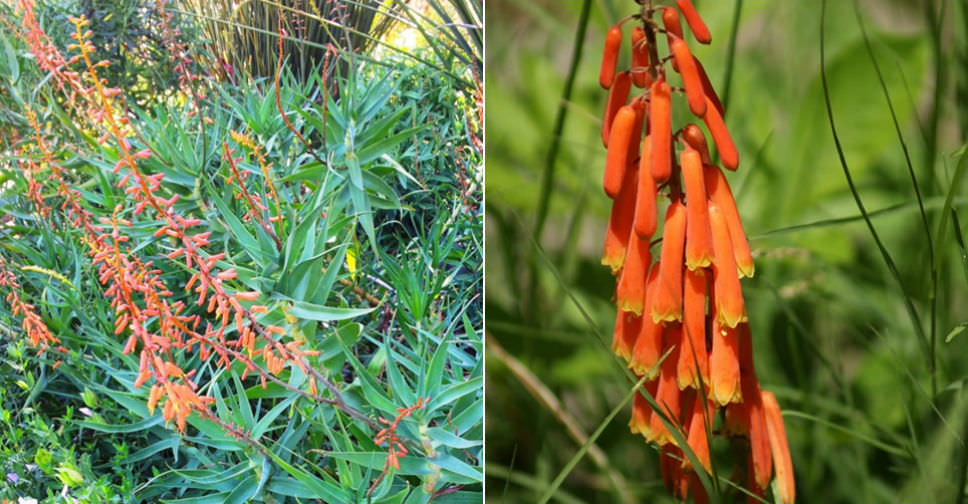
[599, 1, 795, 501]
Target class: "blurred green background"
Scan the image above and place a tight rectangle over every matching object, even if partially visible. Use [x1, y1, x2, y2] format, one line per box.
[485, 0, 968, 503]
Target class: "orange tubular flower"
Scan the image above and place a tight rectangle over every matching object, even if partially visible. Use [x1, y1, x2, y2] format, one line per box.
[693, 57, 725, 117]
[623, 99, 647, 180]
[681, 147, 713, 270]
[630, 265, 664, 378]
[704, 164, 755, 277]
[612, 310, 643, 362]
[660, 445, 684, 492]
[731, 324, 773, 488]
[661, 7, 684, 73]
[600, 24, 623, 89]
[702, 95, 739, 170]
[676, 0, 712, 44]
[682, 124, 711, 164]
[670, 36, 706, 117]
[708, 202, 746, 327]
[648, 324, 683, 445]
[709, 319, 741, 406]
[651, 200, 686, 323]
[748, 386, 774, 491]
[634, 135, 658, 238]
[677, 268, 709, 389]
[601, 166, 639, 273]
[630, 378, 660, 438]
[616, 234, 652, 315]
[602, 71, 631, 147]
[762, 391, 796, 504]
[649, 78, 673, 182]
[683, 394, 713, 472]
[604, 104, 638, 198]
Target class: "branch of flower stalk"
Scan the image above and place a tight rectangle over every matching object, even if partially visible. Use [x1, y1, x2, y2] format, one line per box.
[0, 257, 59, 352]
[640, 1, 662, 83]
[194, 406, 270, 456]
[23, 106, 98, 238]
[368, 397, 428, 496]
[229, 130, 284, 222]
[222, 141, 282, 250]
[155, 0, 213, 175]
[155, 0, 206, 117]
[338, 278, 383, 307]
[68, 17, 167, 220]
[301, 361, 379, 430]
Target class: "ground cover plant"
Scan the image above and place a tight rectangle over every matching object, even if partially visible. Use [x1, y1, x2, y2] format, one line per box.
[486, 0, 968, 503]
[0, 0, 482, 502]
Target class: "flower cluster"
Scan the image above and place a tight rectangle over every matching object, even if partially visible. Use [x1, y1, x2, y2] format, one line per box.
[599, 2, 794, 502]
[8, 5, 336, 433]
[155, 0, 206, 115]
[0, 257, 58, 353]
[374, 397, 428, 472]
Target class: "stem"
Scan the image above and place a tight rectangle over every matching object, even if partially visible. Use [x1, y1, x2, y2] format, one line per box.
[642, 1, 661, 82]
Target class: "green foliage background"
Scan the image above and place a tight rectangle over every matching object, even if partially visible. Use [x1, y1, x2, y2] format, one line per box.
[485, 0, 968, 503]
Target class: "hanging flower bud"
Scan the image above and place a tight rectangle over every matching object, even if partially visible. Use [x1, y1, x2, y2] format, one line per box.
[600, 24, 623, 89]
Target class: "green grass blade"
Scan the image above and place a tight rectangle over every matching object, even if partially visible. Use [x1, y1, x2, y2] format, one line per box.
[820, 0, 929, 375]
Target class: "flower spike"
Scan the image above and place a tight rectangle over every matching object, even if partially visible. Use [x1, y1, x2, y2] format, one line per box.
[597, 4, 794, 501]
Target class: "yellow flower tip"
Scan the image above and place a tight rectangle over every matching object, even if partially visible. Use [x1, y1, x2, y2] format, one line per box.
[711, 381, 742, 407]
[613, 345, 632, 362]
[676, 372, 695, 392]
[738, 260, 755, 279]
[761, 390, 795, 504]
[617, 300, 644, 317]
[650, 306, 683, 325]
[629, 360, 661, 381]
[685, 256, 712, 271]
[601, 256, 623, 274]
[628, 417, 651, 438]
[715, 302, 747, 329]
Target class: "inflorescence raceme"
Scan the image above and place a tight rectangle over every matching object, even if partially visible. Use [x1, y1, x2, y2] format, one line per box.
[599, 2, 794, 503]
[4, 2, 373, 441]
